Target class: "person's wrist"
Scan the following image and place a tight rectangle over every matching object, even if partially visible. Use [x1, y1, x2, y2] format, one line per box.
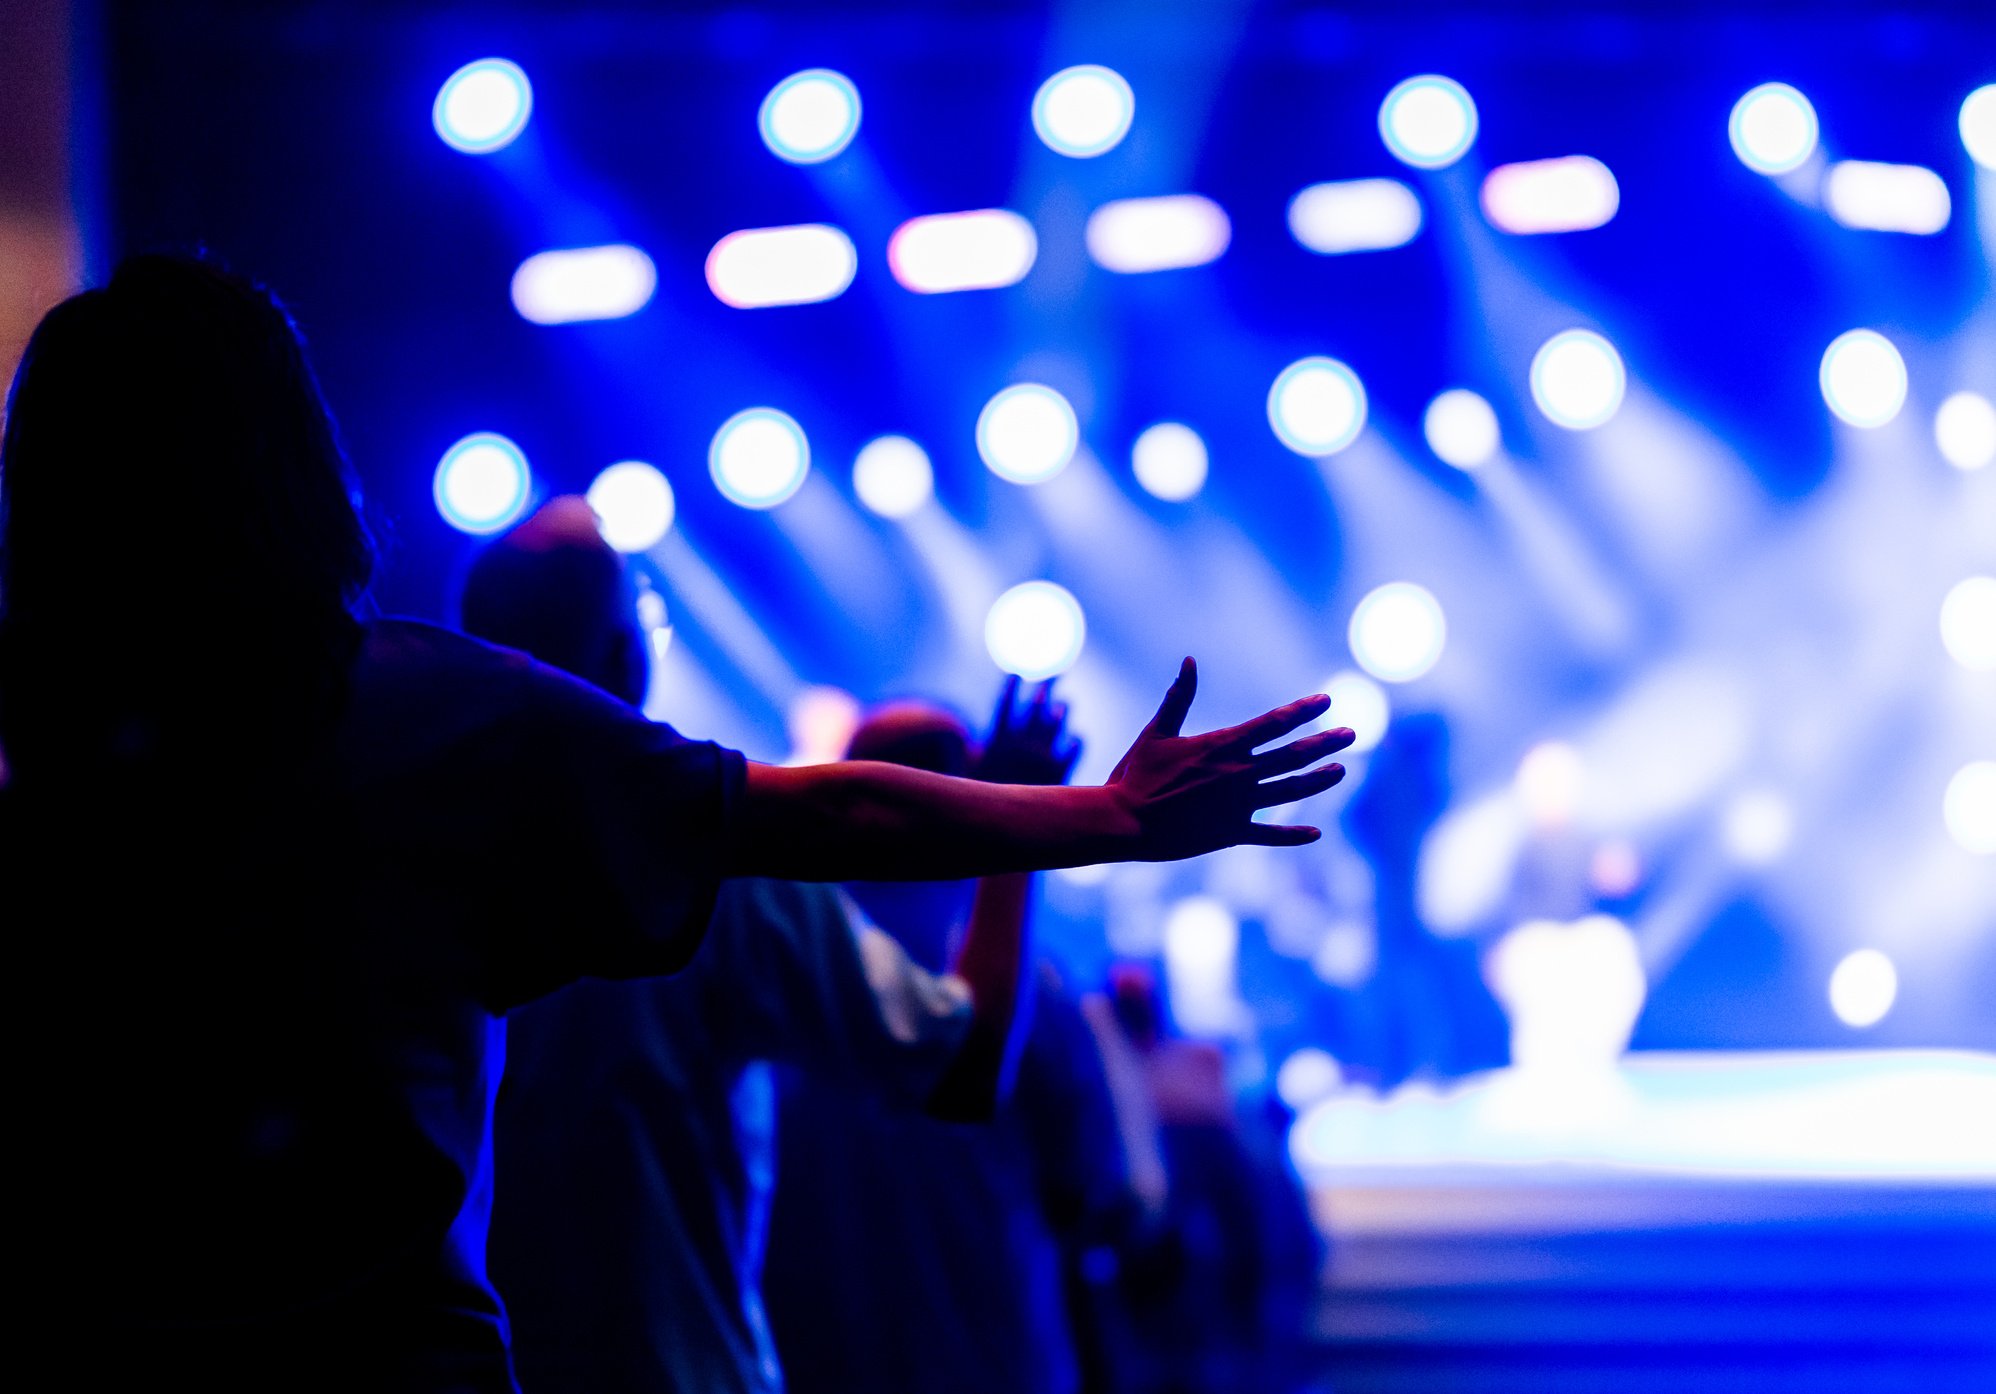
[1074, 782, 1145, 862]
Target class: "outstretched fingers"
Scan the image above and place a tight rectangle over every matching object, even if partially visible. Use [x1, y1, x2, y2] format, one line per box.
[1253, 726, 1355, 776]
[1252, 762, 1347, 809]
[1239, 822, 1323, 847]
[1215, 693, 1332, 751]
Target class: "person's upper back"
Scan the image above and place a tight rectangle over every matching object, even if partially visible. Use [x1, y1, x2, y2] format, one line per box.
[11, 619, 741, 1385]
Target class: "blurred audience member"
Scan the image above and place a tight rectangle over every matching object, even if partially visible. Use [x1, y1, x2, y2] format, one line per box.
[465, 501, 1041, 1394]
[762, 698, 1139, 1394]
[1095, 966, 1323, 1394]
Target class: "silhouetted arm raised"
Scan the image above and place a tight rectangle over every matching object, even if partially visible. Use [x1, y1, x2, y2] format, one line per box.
[721, 659, 1355, 881]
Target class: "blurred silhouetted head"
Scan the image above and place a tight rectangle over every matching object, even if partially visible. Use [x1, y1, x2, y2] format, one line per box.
[844, 701, 972, 775]
[0, 254, 373, 777]
[459, 496, 648, 707]
[1108, 962, 1164, 1052]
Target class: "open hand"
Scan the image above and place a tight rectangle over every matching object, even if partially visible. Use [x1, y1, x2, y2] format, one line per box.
[973, 674, 1083, 787]
[1107, 658, 1353, 859]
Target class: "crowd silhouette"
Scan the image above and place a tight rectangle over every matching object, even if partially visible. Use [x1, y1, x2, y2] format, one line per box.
[0, 256, 1354, 1392]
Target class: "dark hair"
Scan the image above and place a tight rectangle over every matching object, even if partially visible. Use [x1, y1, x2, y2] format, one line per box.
[0, 254, 374, 780]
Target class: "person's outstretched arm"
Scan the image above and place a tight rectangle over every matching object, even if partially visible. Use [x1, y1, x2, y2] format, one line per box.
[722, 658, 1356, 881]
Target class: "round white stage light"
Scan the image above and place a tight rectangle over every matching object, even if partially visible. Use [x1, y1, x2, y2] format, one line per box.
[1828, 948, 1897, 1028]
[1320, 671, 1390, 753]
[853, 435, 934, 519]
[433, 58, 532, 154]
[1275, 1047, 1342, 1109]
[709, 408, 810, 509]
[1820, 330, 1907, 428]
[1729, 82, 1818, 175]
[984, 580, 1086, 681]
[586, 461, 675, 553]
[758, 69, 861, 164]
[1945, 761, 1996, 856]
[977, 384, 1078, 484]
[1424, 389, 1501, 468]
[1940, 576, 1996, 672]
[1348, 582, 1446, 683]
[1935, 392, 1996, 471]
[1131, 422, 1208, 501]
[1722, 788, 1794, 866]
[1268, 357, 1367, 457]
[1032, 65, 1134, 158]
[1530, 330, 1626, 430]
[1378, 75, 1478, 170]
[434, 432, 532, 535]
[1961, 84, 1996, 170]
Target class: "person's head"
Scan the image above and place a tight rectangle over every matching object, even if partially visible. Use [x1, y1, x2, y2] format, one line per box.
[844, 700, 973, 776]
[0, 254, 373, 772]
[459, 496, 648, 706]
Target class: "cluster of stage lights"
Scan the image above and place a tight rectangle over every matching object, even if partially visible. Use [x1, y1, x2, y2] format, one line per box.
[432, 57, 1996, 744]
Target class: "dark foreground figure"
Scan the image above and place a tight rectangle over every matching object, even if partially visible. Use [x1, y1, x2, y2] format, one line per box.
[0, 256, 1351, 1392]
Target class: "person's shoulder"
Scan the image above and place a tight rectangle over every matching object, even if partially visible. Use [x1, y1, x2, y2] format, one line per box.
[361, 617, 534, 679]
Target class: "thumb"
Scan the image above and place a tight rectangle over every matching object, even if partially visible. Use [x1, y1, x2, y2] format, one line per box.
[1144, 657, 1197, 740]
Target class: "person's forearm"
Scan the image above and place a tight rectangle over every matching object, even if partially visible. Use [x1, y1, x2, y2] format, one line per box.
[723, 761, 1139, 881]
[923, 871, 1033, 1121]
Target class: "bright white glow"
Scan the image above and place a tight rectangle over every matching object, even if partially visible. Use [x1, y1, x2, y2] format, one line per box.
[434, 432, 531, 535]
[852, 436, 933, 520]
[1940, 577, 1996, 672]
[1085, 195, 1230, 273]
[1487, 915, 1646, 1075]
[984, 580, 1086, 681]
[1824, 161, 1952, 235]
[1723, 789, 1795, 866]
[709, 408, 809, 509]
[1348, 582, 1445, 683]
[1829, 949, 1898, 1028]
[758, 69, 861, 164]
[1032, 65, 1134, 158]
[1961, 85, 1996, 169]
[1162, 896, 1241, 1036]
[511, 245, 657, 325]
[1729, 83, 1818, 175]
[1311, 920, 1376, 986]
[1820, 330, 1907, 428]
[1515, 741, 1586, 829]
[1131, 422, 1208, 501]
[1481, 156, 1620, 234]
[1276, 1048, 1342, 1109]
[1321, 671, 1389, 754]
[1423, 389, 1501, 468]
[1268, 357, 1367, 457]
[1530, 330, 1626, 430]
[1288, 179, 1424, 255]
[787, 686, 862, 767]
[1378, 75, 1478, 170]
[705, 224, 857, 309]
[1946, 761, 1996, 855]
[1589, 841, 1642, 898]
[586, 461, 674, 553]
[433, 58, 532, 154]
[1055, 862, 1113, 888]
[977, 384, 1078, 484]
[1935, 392, 1996, 471]
[888, 210, 1038, 294]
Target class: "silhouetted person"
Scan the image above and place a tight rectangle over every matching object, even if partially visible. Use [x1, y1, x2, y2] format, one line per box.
[1094, 966, 1322, 1394]
[0, 255, 1352, 1392]
[763, 701, 1130, 1394]
[464, 500, 1049, 1394]
[1343, 713, 1508, 1085]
